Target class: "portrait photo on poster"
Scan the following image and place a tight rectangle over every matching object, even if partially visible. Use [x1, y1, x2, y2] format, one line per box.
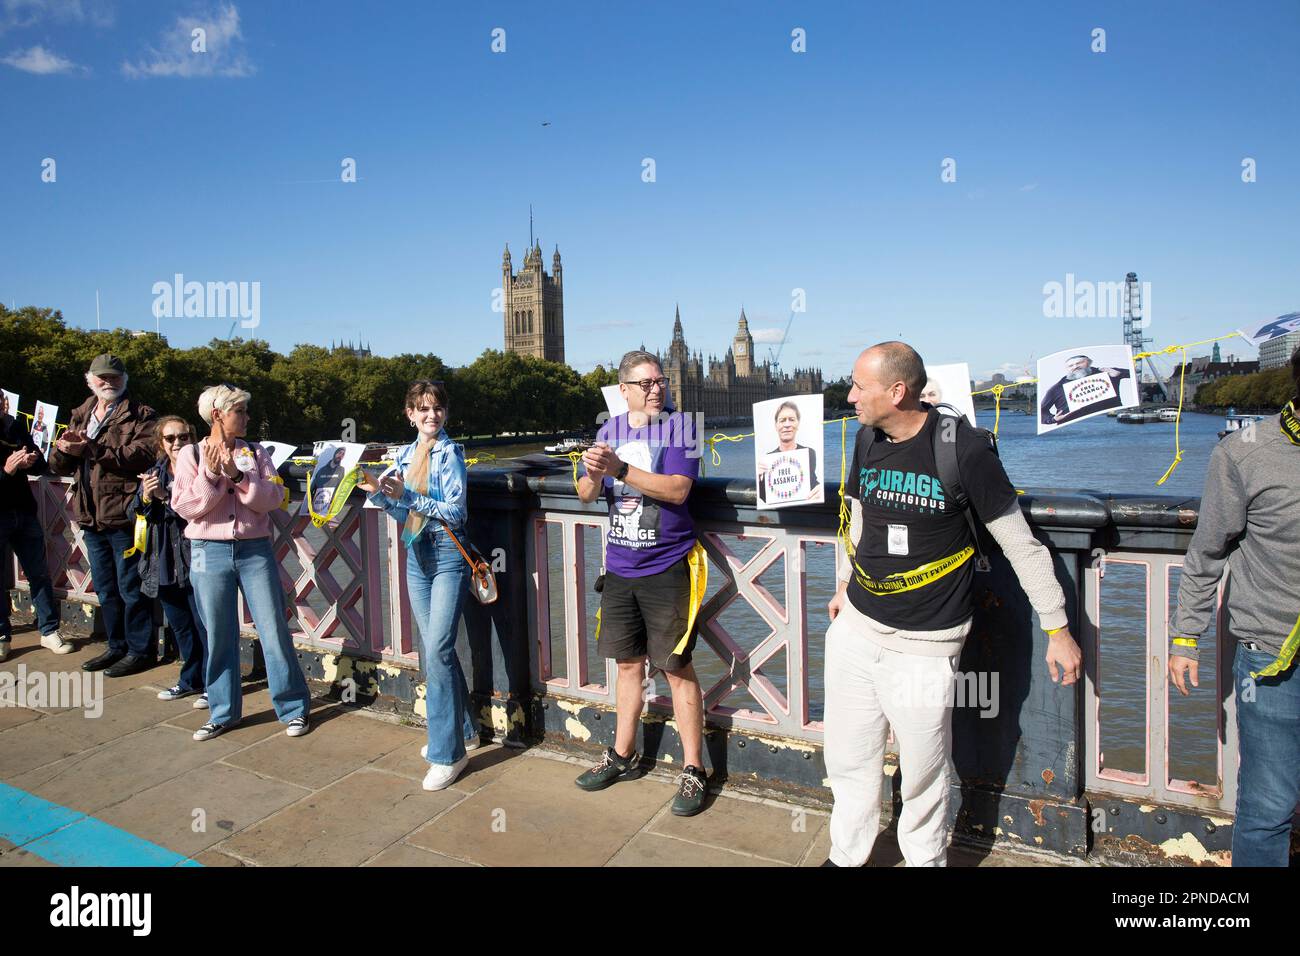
[1, 390, 18, 420]
[1036, 345, 1139, 434]
[362, 462, 401, 510]
[30, 401, 59, 458]
[1238, 311, 1300, 346]
[754, 393, 825, 509]
[300, 442, 367, 520]
[257, 441, 299, 470]
[920, 362, 976, 426]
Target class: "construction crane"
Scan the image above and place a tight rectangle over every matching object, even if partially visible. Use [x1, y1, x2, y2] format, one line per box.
[766, 311, 798, 372]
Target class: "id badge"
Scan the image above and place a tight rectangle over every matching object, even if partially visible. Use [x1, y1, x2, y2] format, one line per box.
[888, 523, 909, 556]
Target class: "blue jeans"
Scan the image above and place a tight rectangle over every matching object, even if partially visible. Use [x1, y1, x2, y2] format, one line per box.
[407, 530, 475, 765]
[1233, 643, 1300, 867]
[82, 526, 154, 657]
[0, 511, 59, 640]
[190, 537, 309, 726]
[158, 583, 207, 692]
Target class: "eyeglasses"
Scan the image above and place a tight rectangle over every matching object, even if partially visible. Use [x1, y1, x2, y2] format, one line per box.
[162, 433, 192, 444]
[623, 377, 669, 393]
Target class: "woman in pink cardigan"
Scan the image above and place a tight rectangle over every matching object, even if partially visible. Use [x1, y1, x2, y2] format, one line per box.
[171, 384, 311, 741]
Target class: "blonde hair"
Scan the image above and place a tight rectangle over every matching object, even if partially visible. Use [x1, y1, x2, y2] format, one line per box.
[197, 384, 252, 425]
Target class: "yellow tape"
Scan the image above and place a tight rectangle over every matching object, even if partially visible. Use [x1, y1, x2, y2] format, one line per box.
[1171, 637, 1198, 648]
[1248, 613, 1300, 680]
[306, 466, 361, 528]
[671, 541, 710, 656]
[121, 514, 149, 558]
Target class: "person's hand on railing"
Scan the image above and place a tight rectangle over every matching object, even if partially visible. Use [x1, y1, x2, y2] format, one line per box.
[1168, 654, 1199, 695]
[1045, 628, 1082, 686]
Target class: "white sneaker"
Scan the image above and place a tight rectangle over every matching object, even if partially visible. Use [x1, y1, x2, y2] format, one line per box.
[192, 693, 210, 710]
[41, 632, 74, 655]
[0, 640, 10, 662]
[422, 754, 469, 791]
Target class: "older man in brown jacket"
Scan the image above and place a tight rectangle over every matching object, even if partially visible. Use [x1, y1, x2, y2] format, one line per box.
[50, 354, 159, 677]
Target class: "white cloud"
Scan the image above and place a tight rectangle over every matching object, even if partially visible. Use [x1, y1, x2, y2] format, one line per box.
[2, 44, 81, 73]
[750, 328, 787, 345]
[122, 3, 253, 79]
[1, 0, 113, 33]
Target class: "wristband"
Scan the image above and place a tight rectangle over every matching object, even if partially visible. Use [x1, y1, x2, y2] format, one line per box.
[1045, 625, 1067, 637]
[1171, 637, 1198, 649]
[616, 461, 630, 481]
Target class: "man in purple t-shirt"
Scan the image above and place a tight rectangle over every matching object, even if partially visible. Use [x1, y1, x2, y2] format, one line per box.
[572, 350, 709, 816]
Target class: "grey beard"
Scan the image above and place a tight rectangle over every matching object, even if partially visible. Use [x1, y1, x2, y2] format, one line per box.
[1065, 367, 1097, 381]
[92, 385, 124, 402]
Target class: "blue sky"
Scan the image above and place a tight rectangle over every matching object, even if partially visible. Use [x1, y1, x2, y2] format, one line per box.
[2, 0, 1297, 381]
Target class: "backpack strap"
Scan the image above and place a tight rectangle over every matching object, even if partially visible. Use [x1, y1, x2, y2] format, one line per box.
[928, 404, 996, 572]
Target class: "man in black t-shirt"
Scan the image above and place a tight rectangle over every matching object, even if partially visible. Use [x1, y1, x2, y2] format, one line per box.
[822, 342, 1081, 868]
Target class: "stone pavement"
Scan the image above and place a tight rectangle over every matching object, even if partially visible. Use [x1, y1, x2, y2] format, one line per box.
[0, 626, 1059, 867]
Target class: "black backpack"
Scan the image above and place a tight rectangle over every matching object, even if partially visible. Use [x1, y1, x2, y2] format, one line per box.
[854, 404, 1000, 572]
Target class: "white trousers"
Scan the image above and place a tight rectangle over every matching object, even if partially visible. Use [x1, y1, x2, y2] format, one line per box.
[824, 599, 966, 867]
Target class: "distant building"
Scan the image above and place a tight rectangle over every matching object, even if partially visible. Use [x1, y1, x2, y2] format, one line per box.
[1259, 331, 1300, 370]
[502, 242, 565, 364]
[1168, 354, 1259, 397]
[329, 340, 372, 358]
[658, 307, 822, 420]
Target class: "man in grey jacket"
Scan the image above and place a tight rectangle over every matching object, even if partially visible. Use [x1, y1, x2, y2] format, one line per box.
[1169, 345, 1300, 867]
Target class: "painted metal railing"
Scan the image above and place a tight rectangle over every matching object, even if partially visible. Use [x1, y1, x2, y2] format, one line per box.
[13, 473, 1238, 824]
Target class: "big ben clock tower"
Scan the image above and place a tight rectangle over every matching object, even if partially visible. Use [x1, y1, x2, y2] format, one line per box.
[732, 308, 754, 377]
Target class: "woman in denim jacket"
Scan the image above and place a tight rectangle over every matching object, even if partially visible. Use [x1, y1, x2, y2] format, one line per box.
[359, 380, 479, 791]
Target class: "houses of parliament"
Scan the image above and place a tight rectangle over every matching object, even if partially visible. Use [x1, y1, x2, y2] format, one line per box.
[502, 242, 823, 419]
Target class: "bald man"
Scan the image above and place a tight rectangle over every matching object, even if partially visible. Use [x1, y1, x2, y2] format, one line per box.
[824, 342, 1081, 867]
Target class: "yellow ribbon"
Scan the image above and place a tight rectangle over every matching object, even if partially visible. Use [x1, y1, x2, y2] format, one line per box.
[593, 541, 709, 657]
[121, 514, 149, 558]
[1249, 613, 1300, 680]
[306, 466, 362, 528]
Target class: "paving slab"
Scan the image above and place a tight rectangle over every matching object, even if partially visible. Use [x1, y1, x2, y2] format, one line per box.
[0, 706, 43, 732]
[364, 842, 476, 867]
[0, 716, 97, 778]
[41, 687, 182, 749]
[7, 725, 240, 815]
[608, 832, 784, 866]
[221, 707, 421, 789]
[371, 739, 524, 793]
[651, 793, 825, 864]
[191, 848, 247, 866]
[96, 761, 310, 858]
[217, 768, 460, 866]
[0, 836, 54, 867]
[406, 754, 674, 867]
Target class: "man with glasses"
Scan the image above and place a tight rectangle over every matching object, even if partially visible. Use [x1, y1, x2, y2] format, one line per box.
[573, 350, 710, 816]
[1, 387, 71, 661]
[50, 354, 159, 677]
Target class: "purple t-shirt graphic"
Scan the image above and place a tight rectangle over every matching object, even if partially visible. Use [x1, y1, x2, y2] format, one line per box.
[597, 411, 699, 577]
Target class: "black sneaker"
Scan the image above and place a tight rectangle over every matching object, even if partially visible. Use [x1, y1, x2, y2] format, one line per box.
[192, 720, 237, 742]
[671, 765, 708, 816]
[574, 747, 640, 791]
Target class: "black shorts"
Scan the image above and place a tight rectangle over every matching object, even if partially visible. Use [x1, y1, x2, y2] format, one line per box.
[598, 557, 698, 672]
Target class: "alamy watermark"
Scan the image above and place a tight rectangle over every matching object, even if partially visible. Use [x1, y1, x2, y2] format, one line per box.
[152, 273, 261, 329]
[0, 666, 103, 718]
[890, 667, 1001, 719]
[1042, 273, 1151, 323]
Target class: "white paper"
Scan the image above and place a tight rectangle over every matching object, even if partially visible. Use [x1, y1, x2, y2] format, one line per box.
[1237, 312, 1300, 346]
[753, 393, 825, 509]
[30, 401, 58, 457]
[920, 362, 977, 426]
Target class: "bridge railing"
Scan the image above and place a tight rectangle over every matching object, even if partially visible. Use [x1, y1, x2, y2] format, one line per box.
[13, 467, 1239, 856]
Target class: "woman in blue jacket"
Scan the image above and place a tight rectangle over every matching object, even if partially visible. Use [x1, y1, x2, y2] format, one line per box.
[358, 380, 479, 791]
